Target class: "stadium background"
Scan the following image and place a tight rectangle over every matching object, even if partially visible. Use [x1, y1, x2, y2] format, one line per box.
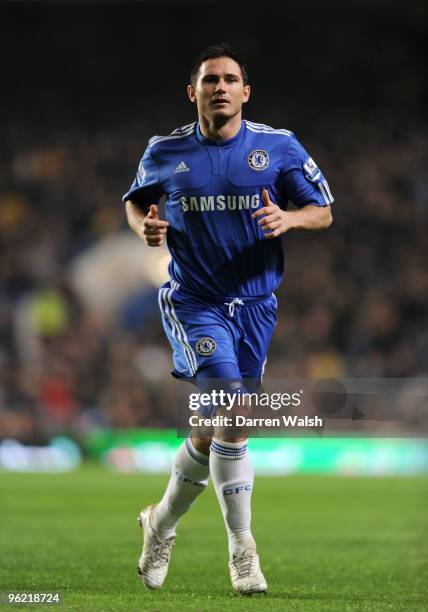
[1, 0, 427, 448]
[0, 2, 427, 610]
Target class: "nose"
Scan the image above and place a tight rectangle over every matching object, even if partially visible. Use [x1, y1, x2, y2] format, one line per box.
[215, 79, 226, 93]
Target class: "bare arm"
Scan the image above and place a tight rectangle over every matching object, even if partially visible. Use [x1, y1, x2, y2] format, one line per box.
[252, 189, 333, 238]
[125, 200, 169, 247]
[125, 200, 147, 238]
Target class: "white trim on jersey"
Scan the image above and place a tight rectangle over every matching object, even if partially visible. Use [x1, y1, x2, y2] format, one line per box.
[318, 181, 329, 204]
[322, 180, 334, 203]
[159, 284, 198, 375]
[272, 293, 278, 310]
[245, 125, 292, 137]
[149, 123, 196, 148]
[245, 120, 292, 137]
[149, 122, 195, 144]
[170, 123, 196, 135]
[317, 181, 331, 204]
[317, 180, 334, 205]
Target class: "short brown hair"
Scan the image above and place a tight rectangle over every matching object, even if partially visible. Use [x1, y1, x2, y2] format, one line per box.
[190, 42, 249, 86]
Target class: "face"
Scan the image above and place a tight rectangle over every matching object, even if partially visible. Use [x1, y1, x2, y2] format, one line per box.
[187, 56, 250, 122]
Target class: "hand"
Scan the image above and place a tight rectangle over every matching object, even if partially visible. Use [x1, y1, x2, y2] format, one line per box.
[252, 189, 292, 239]
[142, 204, 169, 247]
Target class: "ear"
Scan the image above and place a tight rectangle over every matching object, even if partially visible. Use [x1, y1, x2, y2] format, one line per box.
[187, 84, 197, 103]
[242, 84, 251, 104]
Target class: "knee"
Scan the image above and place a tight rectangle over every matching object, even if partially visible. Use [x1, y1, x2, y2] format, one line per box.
[215, 433, 248, 443]
[191, 436, 212, 456]
[215, 400, 251, 442]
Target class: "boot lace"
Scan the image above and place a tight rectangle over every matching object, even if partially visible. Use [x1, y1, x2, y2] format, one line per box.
[231, 551, 256, 578]
[146, 534, 175, 568]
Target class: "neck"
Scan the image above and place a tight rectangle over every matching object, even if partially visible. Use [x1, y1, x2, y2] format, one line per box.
[198, 113, 242, 142]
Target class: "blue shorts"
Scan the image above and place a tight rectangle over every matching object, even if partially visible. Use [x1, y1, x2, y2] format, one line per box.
[158, 280, 277, 384]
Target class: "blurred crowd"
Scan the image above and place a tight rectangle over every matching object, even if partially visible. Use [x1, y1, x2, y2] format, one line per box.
[1, 111, 427, 443]
[0, 2, 426, 441]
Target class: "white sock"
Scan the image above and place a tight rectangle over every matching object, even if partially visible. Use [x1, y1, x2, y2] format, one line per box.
[210, 437, 256, 557]
[151, 438, 209, 538]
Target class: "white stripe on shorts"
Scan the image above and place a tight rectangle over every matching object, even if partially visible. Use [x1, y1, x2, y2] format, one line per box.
[159, 285, 197, 376]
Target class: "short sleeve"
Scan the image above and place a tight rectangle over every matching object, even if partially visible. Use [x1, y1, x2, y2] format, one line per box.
[280, 134, 334, 208]
[122, 146, 164, 206]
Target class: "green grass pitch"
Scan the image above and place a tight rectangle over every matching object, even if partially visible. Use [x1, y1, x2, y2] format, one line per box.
[0, 466, 427, 611]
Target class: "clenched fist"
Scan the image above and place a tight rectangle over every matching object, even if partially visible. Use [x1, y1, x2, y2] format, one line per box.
[142, 204, 169, 247]
[252, 189, 293, 238]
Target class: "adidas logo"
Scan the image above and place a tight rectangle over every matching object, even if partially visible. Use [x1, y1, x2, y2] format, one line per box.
[174, 161, 190, 174]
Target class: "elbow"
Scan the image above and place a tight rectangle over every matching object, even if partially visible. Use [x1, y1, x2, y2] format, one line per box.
[125, 204, 134, 233]
[125, 200, 133, 227]
[324, 206, 333, 229]
[125, 199, 142, 234]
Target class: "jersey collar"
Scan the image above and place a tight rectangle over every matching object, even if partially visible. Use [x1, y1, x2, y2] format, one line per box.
[195, 120, 246, 147]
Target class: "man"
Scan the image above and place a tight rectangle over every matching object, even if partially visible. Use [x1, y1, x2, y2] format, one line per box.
[123, 42, 333, 595]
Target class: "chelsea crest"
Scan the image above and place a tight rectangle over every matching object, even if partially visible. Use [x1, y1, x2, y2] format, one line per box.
[196, 337, 217, 356]
[248, 150, 269, 171]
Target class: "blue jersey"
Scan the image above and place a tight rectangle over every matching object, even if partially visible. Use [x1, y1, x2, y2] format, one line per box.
[123, 120, 333, 299]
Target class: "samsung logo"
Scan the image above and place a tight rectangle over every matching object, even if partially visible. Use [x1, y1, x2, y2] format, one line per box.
[180, 194, 260, 212]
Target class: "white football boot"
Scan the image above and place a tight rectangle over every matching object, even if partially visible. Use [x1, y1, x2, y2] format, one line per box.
[137, 504, 175, 589]
[229, 548, 268, 595]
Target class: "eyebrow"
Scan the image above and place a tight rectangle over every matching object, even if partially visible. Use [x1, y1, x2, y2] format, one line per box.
[201, 73, 241, 80]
